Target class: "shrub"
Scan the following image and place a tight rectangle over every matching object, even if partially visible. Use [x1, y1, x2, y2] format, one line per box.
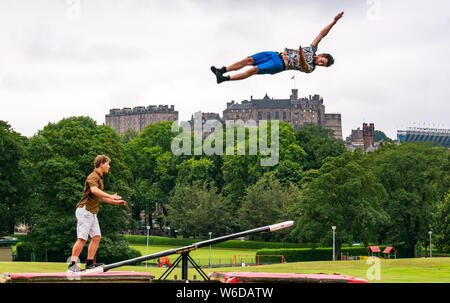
[15, 235, 140, 263]
[256, 246, 410, 262]
[124, 234, 312, 249]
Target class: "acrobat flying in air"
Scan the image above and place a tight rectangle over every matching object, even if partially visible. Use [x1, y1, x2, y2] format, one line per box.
[211, 11, 344, 84]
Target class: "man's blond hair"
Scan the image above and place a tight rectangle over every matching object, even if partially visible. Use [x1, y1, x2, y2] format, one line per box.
[94, 155, 111, 168]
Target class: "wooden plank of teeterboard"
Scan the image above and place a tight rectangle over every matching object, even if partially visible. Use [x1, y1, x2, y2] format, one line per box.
[2, 271, 154, 283]
[207, 272, 368, 283]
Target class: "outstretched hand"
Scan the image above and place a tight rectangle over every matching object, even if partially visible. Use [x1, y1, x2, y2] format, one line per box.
[115, 199, 127, 206]
[334, 11, 344, 22]
[111, 193, 122, 200]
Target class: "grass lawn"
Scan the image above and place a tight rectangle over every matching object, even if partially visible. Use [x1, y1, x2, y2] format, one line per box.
[1, 257, 449, 283]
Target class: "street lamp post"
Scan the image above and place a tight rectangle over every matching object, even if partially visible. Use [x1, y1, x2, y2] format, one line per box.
[332, 226, 336, 261]
[429, 231, 432, 258]
[208, 232, 212, 268]
[146, 225, 150, 267]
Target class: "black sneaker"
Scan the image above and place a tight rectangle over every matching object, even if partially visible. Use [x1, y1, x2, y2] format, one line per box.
[210, 66, 226, 75]
[211, 66, 230, 83]
[217, 74, 230, 84]
[211, 68, 229, 84]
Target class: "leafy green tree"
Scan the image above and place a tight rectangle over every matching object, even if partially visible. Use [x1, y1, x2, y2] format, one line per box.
[374, 130, 391, 142]
[273, 160, 303, 185]
[277, 123, 298, 160]
[166, 181, 236, 238]
[122, 128, 139, 144]
[370, 143, 449, 257]
[432, 190, 449, 252]
[292, 150, 389, 259]
[295, 124, 346, 170]
[283, 143, 308, 166]
[238, 175, 301, 241]
[221, 154, 259, 209]
[124, 122, 181, 229]
[176, 157, 215, 186]
[0, 121, 26, 235]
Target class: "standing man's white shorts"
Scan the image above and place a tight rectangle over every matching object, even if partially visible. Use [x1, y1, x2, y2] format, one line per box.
[76, 206, 101, 240]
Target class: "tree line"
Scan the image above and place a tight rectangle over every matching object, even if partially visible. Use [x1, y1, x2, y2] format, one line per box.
[0, 117, 448, 262]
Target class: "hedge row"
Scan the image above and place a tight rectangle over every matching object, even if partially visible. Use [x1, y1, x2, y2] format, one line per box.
[255, 246, 411, 262]
[15, 235, 141, 263]
[124, 235, 311, 250]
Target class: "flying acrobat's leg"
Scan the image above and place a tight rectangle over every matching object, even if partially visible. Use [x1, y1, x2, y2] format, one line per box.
[211, 57, 257, 83]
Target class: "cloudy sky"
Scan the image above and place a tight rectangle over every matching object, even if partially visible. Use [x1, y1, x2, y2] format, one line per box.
[0, 0, 449, 139]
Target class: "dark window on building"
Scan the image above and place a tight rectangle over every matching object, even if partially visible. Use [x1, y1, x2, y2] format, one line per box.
[267, 112, 271, 120]
[258, 112, 262, 120]
[275, 112, 279, 119]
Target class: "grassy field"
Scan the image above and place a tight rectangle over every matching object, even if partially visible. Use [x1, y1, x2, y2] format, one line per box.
[1, 257, 449, 283]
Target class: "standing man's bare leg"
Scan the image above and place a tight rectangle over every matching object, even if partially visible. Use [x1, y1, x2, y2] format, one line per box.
[67, 238, 86, 271]
[87, 236, 101, 261]
[71, 238, 86, 263]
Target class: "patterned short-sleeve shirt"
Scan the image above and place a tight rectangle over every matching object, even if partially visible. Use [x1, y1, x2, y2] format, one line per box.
[284, 44, 318, 73]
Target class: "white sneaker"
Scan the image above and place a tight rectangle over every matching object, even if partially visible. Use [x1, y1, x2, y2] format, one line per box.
[67, 263, 82, 273]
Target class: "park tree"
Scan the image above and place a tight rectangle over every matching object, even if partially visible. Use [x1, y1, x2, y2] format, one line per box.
[238, 175, 301, 241]
[17, 116, 138, 263]
[121, 128, 139, 144]
[374, 130, 391, 142]
[272, 160, 303, 185]
[292, 150, 389, 259]
[166, 181, 236, 238]
[431, 189, 449, 252]
[221, 154, 260, 209]
[220, 122, 297, 209]
[175, 157, 216, 186]
[295, 124, 346, 170]
[124, 122, 181, 231]
[0, 121, 26, 235]
[370, 143, 449, 257]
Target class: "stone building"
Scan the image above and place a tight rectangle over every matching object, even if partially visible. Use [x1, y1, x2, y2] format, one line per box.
[105, 105, 178, 134]
[222, 89, 342, 140]
[349, 127, 363, 143]
[363, 123, 375, 151]
[188, 112, 223, 138]
[346, 123, 376, 152]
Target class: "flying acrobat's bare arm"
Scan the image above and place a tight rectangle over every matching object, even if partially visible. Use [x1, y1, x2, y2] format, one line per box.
[311, 11, 344, 47]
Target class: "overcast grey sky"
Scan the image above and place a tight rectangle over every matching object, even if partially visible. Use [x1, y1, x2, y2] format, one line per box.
[0, 0, 449, 139]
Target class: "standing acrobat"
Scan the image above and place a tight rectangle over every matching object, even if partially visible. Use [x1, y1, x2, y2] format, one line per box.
[211, 12, 344, 83]
[67, 155, 127, 272]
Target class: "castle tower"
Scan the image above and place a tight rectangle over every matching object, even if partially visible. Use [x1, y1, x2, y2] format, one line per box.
[363, 123, 375, 151]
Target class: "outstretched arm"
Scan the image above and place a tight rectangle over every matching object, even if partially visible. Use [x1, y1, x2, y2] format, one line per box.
[102, 196, 127, 206]
[311, 11, 344, 46]
[91, 186, 122, 201]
